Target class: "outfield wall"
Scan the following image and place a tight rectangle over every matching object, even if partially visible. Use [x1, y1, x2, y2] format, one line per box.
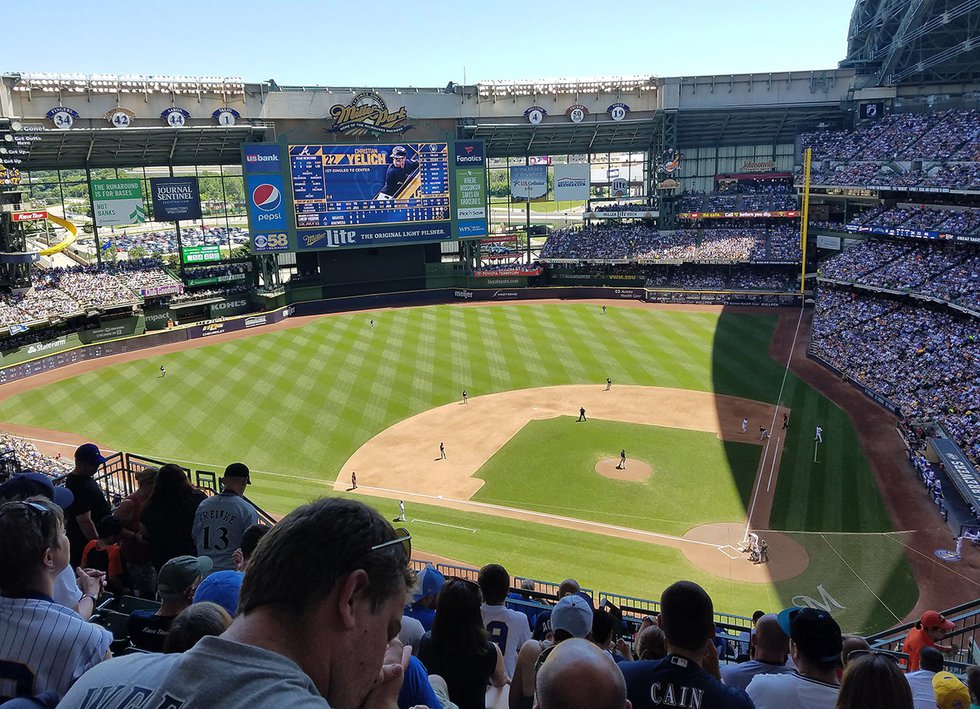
[0, 288, 802, 384]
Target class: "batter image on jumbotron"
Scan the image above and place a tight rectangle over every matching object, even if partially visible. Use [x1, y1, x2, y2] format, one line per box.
[289, 143, 450, 228]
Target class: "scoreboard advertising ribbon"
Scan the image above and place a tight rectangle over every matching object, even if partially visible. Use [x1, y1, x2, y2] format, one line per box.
[453, 140, 488, 238]
[150, 178, 202, 221]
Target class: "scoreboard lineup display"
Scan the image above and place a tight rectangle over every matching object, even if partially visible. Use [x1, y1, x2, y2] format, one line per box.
[289, 143, 451, 228]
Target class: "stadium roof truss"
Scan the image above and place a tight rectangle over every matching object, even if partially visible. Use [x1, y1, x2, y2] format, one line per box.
[842, 0, 980, 85]
[675, 105, 849, 148]
[12, 124, 271, 171]
[460, 117, 661, 158]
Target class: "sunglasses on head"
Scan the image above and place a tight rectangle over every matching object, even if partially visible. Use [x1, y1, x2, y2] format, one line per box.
[368, 527, 411, 559]
[846, 649, 900, 664]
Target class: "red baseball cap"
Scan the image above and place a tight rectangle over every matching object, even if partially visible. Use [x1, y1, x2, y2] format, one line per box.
[920, 610, 955, 631]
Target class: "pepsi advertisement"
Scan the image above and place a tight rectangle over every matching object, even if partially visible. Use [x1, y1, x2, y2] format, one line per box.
[150, 178, 202, 221]
[243, 144, 290, 253]
[288, 143, 451, 229]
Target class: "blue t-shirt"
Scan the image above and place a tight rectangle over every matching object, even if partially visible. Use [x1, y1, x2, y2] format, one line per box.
[397, 656, 441, 709]
[404, 605, 436, 632]
[621, 654, 753, 709]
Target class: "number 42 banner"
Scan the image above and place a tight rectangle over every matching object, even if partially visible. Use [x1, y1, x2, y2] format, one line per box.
[91, 179, 147, 227]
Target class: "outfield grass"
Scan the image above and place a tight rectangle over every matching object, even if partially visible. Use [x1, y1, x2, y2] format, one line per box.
[0, 304, 918, 629]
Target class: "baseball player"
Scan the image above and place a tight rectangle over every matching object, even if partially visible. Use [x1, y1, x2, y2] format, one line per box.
[741, 418, 748, 435]
[578, 407, 587, 422]
[351, 471, 357, 490]
[605, 377, 612, 391]
[439, 442, 446, 460]
[160, 365, 166, 378]
[397, 500, 406, 522]
[462, 390, 468, 404]
[369, 319, 375, 329]
[601, 305, 607, 315]
[376, 146, 419, 199]
[758, 426, 770, 441]
[782, 413, 789, 430]
[617, 449, 627, 470]
[815, 426, 823, 443]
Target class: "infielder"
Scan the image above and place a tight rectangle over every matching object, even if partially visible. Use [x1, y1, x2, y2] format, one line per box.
[397, 500, 406, 522]
[605, 377, 612, 391]
[741, 418, 748, 435]
[462, 390, 468, 404]
[815, 426, 823, 443]
[351, 471, 357, 490]
[439, 442, 446, 460]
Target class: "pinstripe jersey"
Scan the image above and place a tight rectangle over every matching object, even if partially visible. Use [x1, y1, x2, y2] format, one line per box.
[0, 595, 112, 702]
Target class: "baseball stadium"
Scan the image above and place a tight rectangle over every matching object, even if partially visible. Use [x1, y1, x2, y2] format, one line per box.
[0, 0, 979, 704]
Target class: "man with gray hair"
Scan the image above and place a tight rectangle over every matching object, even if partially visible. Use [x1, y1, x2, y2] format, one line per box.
[535, 638, 630, 709]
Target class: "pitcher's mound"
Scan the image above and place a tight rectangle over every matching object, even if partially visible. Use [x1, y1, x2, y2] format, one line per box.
[596, 458, 651, 481]
[681, 522, 809, 583]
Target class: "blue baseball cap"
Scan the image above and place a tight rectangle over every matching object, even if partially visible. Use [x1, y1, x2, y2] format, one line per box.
[75, 443, 107, 466]
[0, 472, 74, 509]
[193, 570, 244, 617]
[412, 566, 445, 602]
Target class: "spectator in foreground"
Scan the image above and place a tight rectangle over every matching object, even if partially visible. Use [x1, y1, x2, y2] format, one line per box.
[721, 613, 793, 690]
[80, 515, 125, 595]
[620, 581, 753, 708]
[64, 443, 110, 568]
[509, 592, 594, 709]
[479, 563, 532, 677]
[61, 498, 416, 708]
[836, 652, 912, 709]
[905, 646, 945, 709]
[193, 523, 269, 616]
[127, 555, 212, 652]
[141, 464, 208, 572]
[0, 497, 112, 704]
[535, 638, 630, 709]
[192, 462, 258, 572]
[162, 600, 232, 653]
[746, 607, 843, 708]
[632, 624, 667, 661]
[0, 472, 104, 621]
[114, 466, 156, 598]
[417, 578, 508, 709]
[904, 610, 956, 671]
[932, 671, 971, 709]
[965, 665, 980, 708]
[404, 564, 445, 631]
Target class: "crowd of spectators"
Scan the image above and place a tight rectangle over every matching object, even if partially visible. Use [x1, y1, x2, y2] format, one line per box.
[799, 162, 980, 191]
[542, 226, 800, 264]
[818, 239, 980, 311]
[800, 109, 979, 162]
[0, 432, 72, 479]
[848, 206, 980, 236]
[3, 459, 978, 708]
[811, 285, 980, 464]
[676, 185, 797, 213]
[0, 262, 183, 329]
[643, 265, 798, 291]
[590, 203, 657, 213]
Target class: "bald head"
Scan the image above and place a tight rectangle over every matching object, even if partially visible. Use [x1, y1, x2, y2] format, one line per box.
[535, 639, 629, 709]
[841, 634, 870, 666]
[753, 614, 789, 660]
[558, 579, 581, 598]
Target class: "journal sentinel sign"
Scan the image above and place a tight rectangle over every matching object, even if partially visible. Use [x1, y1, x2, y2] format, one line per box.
[150, 178, 202, 221]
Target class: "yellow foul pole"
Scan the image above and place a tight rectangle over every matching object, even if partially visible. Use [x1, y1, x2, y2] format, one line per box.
[799, 147, 812, 295]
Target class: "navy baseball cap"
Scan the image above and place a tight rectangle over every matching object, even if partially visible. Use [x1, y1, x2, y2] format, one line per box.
[777, 607, 842, 663]
[223, 462, 251, 484]
[0, 472, 74, 509]
[75, 443, 107, 466]
[391, 146, 407, 158]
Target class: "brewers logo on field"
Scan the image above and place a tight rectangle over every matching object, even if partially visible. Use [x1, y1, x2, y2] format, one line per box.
[328, 92, 411, 137]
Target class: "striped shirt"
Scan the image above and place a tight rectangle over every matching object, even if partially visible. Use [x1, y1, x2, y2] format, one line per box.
[0, 595, 112, 702]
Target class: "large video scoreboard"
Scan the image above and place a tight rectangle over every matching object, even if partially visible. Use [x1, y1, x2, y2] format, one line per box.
[243, 140, 487, 253]
[290, 143, 450, 228]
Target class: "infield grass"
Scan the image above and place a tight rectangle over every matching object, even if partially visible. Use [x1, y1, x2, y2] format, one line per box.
[0, 303, 918, 630]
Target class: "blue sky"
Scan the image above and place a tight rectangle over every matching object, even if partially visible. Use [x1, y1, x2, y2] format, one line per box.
[7, 0, 856, 86]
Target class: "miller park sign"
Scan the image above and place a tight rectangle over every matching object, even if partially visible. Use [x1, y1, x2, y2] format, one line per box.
[327, 91, 412, 137]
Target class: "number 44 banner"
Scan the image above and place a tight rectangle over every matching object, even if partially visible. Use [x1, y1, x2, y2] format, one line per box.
[91, 179, 147, 227]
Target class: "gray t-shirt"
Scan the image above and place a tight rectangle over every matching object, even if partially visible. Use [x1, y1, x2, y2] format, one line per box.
[192, 492, 259, 571]
[59, 635, 329, 708]
[746, 671, 839, 709]
[721, 658, 794, 691]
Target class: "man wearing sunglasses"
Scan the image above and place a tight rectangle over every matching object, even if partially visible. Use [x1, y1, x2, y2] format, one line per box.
[62, 498, 416, 709]
[0, 498, 113, 704]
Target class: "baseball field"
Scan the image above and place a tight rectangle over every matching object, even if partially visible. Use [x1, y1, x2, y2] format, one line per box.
[0, 302, 924, 633]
